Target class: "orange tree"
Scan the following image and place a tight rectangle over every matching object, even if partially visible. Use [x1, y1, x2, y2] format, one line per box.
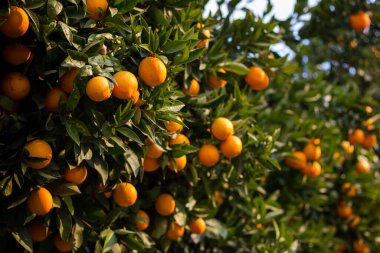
[0, 0, 291, 252]
[1, 0, 380, 252]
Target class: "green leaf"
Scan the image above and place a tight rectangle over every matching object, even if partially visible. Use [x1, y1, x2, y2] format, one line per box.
[47, 0, 63, 17]
[88, 156, 109, 185]
[222, 62, 250, 75]
[57, 206, 72, 242]
[162, 40, 188, 54]
[11, 227, 33, 253]
[117, 127, 143, 145]
[59, 21, 74, 45]
[65, 121, 81, 146]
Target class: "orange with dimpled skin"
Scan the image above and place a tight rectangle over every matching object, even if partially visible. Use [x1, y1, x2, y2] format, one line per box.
[0, 6, 29, 38]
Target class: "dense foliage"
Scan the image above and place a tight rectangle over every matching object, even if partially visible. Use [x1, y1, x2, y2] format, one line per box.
[0, 0, 379, 252]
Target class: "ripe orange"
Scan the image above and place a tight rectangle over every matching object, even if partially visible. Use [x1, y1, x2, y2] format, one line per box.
[135, 210, 150, 231]
[348, 129, 365, 145]
[27, 187, 53, 216]
[45, 88, 67, 112]
[353, 240, 369, 253]
[169, 155, 187, 172]
[365, 105, 373, 114]
[350, 12, 371, 33]
[350, 215, 361, 228]
[146, 142, 163, 159]
[63, 166, 88, 185]
[0, 6, 29, 38]
[208, 69, 227, 89]
[96, 183, 112, 198]
[355, 160, 370, 174]
[166, 222, 185, 240]
[27, 220, 49, 242]
[59, 68, 79, 93]
[285, 151, 307, 170]
[86, 0, 109, 20]
[2, 43, 31, 65]
[54, 235, 72, 253]
[132, 89, 140, 105]
[196, 29, 211, 48]
[341, 140, 354, 154]
[86, 76, 112, 102]
[198, 144, 220, 167]
[220, 135, 242, 158]
[138, 57, 167, 87]
[337, 201, 353, 219]
[143, 156, 160, 172]
[155, 193, 175, 216]
[211, 117, 234, 141]
[112, 71, 138, 100]
[1, 72, 31, 101]
[244, 66, 269, 91]
[169, 134, 190, 146]
[214, 191, 224, 205]
[113, 182, 138, 207]
[189, 218, 206, 234]
[303, 138, 321, 160]
[303, 161, 321, 178]
[341, 182, 357, 197]
[24, 139, 53, 169]
[166, 116, 183, 133]
[362, 134, 376, 149]
[183, 79, 200, 96]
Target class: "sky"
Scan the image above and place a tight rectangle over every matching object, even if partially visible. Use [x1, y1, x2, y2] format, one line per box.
[204, 0, 321, 57]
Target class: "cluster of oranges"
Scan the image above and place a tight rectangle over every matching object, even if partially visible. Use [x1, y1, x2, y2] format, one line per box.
[285, 138, 322, 178]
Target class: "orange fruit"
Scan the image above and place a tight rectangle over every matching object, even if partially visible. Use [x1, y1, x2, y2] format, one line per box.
[138, 57, 167, 87]
[211, 117, 234, 141]
[132, 89, 140, 105]
[285, 151, 307, 170]
[214, 191, 224, 205]
[96, 183, 112, 198]
[166, 222, 185, 240]
[2, 43, 31, 65]
[169, 134, 190, 146]
[27, 187, 53, 216]
[198, 144, 220, 167]
[86, 0, 108, 20]
[348, 129, 365, 145]
[54, 235, 72, 253]
[113, 182, 137, 207]
[220, 135, 242, 158]
[303, 138, 321, 160]
[86, 76, 112, 102]
[355, 160, 370, 174]
[183, 79, 200, 96]
[155, 193, 175, 216]
[45, 88, 67, 112]
[146, 142, 163, 159]
[143, 156, 160, 172]
[1, 72, 30, 101]
[365, 105, 373, 114]
[337, 201, 353, 219]
[169, 155, 187, 172]
[0, 6, 29, 38]
[135, 210, 150, 231]
[208, 69, 227, 89]
[24, 139, 53, 169]
[63, 166, 88, 185]
[166, 116, 183, 133]
[112, 71, 138, 100]
[341, 182, 357, 197]
[362, 134, 376, 149]
[353, 240, 369, 253]
[341, 141, 354, 154]
[244, 66, 269, 91]
[59, 68, 79, 94]
[189, 218, 206, 234]
[27, 220, 49, 242]
[303, 161, 321, 178]
[350, 12, 371, 33]
[196, 29, 211, 48]
[350, 215, 361, 228]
